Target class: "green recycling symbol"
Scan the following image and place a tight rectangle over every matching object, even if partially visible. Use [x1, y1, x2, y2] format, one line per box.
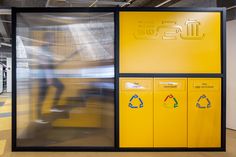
[163, 94, 178, 108]
[196, 94, 211, 109]
[129, 94, 144, 108]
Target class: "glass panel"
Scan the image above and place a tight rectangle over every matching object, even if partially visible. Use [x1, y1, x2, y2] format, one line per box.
[0, 64, 3, 93]
[16, 12, 114, 147]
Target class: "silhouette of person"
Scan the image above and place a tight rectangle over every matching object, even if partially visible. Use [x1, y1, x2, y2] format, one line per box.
[36, 33, 64, 124]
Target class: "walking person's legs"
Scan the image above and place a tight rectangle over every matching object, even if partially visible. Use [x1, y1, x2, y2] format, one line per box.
[36, 79, 49, 123]
[51, 78, 64, 112]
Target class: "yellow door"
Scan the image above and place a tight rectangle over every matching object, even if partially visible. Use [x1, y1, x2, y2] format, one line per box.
[119, 78, 153, 147]
[154, 78, 187, 147]
[188, 78, 221, 147]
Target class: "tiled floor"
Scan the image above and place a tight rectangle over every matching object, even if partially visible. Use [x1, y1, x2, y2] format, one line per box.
[0, 93, 236, 157]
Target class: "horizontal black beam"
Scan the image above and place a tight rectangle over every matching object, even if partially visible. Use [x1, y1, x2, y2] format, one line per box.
[119, 73, 224, 78]
[12, 146, 224, 152]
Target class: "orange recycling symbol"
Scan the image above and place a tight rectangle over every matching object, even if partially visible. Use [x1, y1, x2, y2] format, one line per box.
[163, 94, 178, 108]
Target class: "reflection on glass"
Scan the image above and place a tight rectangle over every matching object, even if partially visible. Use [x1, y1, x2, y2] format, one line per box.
[16, 12, 114, 147]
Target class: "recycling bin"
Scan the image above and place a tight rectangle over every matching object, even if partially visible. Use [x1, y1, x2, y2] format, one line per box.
[119, 78, 153, 147]
[188, 78, 221, 147]
[154, 78, 187, 147]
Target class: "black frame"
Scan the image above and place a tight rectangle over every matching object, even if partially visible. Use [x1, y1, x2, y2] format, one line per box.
[12, 7, 226, 152]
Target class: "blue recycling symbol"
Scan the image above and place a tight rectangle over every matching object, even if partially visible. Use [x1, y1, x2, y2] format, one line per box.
[129, 94, 144, 108]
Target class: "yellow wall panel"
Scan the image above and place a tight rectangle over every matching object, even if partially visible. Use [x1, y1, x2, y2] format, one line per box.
[154, 78, 187, 147]
[188, 78, 221, 147]
[119, 12, 221, 73]
[119, 78, 153, 147]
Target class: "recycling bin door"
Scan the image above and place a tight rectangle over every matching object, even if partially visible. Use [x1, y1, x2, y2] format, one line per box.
[119, 78, 153, 147]
[154, 78, 187, 147]
[188, 78, 221, 147]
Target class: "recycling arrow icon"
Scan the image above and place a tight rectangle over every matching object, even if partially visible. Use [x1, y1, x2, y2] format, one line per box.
[196, 94, 211, 109]
[163, 94, 178, 108]
[128, 94, 144, 109]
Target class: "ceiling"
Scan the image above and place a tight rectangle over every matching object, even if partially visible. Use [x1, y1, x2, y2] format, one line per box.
[0, 0, 185, 7]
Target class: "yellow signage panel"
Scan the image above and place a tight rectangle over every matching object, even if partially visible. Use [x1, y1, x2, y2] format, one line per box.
[119, 78, 154, 147]
[119, 12, 221, 73]
[188, 78, 221, 147]
[154, 78, 187, 147]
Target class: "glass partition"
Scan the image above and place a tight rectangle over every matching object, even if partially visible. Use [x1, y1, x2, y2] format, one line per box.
[0, 64, 3, 93]
[16, 12, 114, 147]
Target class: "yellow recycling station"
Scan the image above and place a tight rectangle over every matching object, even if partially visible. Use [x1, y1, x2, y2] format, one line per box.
[118, 8, 225, 151]
[13, 7, 226, 152]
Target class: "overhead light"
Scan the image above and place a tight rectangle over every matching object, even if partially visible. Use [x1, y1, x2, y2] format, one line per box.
[0, 9, 11, 15]
[155, 0, 172, 7]
[227, 5, 236, 10]
[89, 0, 98, 7]
[62, 0, 130, 6]
[121, 0, 133, 7]
[0, 43, 11, 47]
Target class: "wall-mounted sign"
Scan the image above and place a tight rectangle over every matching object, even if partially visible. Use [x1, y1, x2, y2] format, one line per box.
[120, 12, 221, 73]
